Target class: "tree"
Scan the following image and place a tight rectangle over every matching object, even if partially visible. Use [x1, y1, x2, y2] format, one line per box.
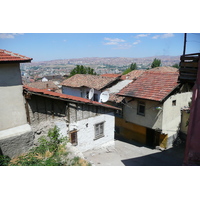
[151, 58, 161, 68]
[122, 62, 137, 75]
[70, 65, 96, 77]
[172, 63, 179, 69]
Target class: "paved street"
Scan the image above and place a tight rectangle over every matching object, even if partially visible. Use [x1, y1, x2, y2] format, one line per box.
[83, 137, 185, 166]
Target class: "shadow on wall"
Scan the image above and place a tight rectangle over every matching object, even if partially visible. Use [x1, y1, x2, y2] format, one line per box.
[121, 143, 185, 166]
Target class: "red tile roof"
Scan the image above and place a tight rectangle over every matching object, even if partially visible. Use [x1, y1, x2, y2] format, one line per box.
[27, 81, 58, 90]
[0, 49, 32, 63]
[148, 66, 178, 73]
[120, 70, 145, 80]
[23, 85, 119, 110]
[61, 74, 118, 90]
[101, 74, 121, 78]
[118, 70, 179, 102]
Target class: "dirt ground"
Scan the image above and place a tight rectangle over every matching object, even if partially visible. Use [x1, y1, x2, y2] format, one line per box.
[83, 137, 185, 166]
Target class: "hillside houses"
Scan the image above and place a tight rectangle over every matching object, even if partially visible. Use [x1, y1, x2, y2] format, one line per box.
[0, 49, 119, 159]
[0, 48, 192, 163]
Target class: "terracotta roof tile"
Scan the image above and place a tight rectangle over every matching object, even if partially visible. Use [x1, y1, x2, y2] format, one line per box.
[120, 70, 145, 80]
[101, 74, 121, 78]
[0, 49, 32, 62]
[23, 85, 119, 110]
[27, 81, 59, 90]
[148, 66, 178, 73]
[61, 74, 118, 90]
[118, 70, 179, 102]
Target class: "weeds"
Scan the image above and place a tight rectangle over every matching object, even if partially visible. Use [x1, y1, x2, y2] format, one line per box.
[0, 126, 90, 166]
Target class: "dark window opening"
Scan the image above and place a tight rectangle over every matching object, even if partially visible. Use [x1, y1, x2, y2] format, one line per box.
[94, 93, 98, 101]
[172, 100, 176, 106]
[137, 101, 145, 116]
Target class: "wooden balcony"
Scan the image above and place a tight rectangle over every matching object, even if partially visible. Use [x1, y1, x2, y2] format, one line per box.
[178, 53, 200, 83]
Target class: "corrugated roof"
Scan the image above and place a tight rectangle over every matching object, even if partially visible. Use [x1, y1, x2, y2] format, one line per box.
[61, 74, 118, 90]
[118, 70, 179, 102]
[23, 85, 119, 110]
[0, 49, 32, 63]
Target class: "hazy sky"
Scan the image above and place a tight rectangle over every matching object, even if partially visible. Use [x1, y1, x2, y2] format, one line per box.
[0, 33, 199, 62]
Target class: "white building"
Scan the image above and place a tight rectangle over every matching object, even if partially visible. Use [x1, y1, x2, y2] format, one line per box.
[23, 85, 119, 152]
[61, 74, 120, 102]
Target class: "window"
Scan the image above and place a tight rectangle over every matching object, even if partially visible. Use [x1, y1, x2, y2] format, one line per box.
[94, 93, 98, 101]
[86, 91, 89, 99]
[137, 101, 145, 116]
[69, 130, 78, 146]
[172, 100, 176, 106]
[94, 122, 104, 140]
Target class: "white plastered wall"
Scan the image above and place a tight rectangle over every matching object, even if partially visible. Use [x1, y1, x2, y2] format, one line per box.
[69, 112, 115, 152]
[162, 92, 192, 147]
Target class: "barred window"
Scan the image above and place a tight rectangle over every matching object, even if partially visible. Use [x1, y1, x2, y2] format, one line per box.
[94, 122, 104, 140]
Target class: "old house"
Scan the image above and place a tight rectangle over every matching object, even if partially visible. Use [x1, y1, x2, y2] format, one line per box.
[0, 49, 34, 158]
[23, 85, 119, 152]
[61, 74, 120, 102]
[117, 67, 192, 149]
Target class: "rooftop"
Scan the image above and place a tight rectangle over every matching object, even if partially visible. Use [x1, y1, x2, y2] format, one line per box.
[118, 69, 179, 102]
[61, 74, 119, 90]
[120, 70, 145, 80]
[0, 49, 32, 63]
[100, 74, 122, 78]
[23, 85, 120, 110]
[148, 66, 178, 73]
[26, 81, 59, 90]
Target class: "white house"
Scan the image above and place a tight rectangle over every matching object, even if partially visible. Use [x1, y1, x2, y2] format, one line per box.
[23, 85, 119, 152]
[61, 74, 120, 102]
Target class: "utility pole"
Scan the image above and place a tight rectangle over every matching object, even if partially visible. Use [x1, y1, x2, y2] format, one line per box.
[183, 33, 187, 56]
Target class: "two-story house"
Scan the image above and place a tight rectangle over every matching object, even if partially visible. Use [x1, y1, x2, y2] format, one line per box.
[117, 67, 192, 149]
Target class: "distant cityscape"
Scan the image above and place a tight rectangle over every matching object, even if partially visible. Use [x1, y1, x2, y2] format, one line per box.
[21, 55, 180, 82]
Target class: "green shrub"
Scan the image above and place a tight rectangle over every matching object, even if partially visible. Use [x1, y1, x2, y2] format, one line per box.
[2, 126, 90, 166]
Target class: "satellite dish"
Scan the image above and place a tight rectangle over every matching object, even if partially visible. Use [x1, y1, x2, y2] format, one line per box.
[100, 91, 109, 103]
[88, 88, 94, 100]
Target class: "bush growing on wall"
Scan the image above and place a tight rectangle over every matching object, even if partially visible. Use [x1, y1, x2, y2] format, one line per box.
[0, 126, 91, 166]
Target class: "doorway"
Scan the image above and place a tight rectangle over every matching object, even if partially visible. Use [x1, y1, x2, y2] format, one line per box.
[146, 128, 160, 148]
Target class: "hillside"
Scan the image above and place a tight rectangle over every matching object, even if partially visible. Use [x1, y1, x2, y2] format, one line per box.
[22, 55, 180, 68]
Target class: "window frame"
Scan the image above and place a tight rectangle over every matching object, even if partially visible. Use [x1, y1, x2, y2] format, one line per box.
[94, 122, 105, 140]
[137, 101, 145, 116]
[69, 130, 78, 146]
[172, 100, 176, 106]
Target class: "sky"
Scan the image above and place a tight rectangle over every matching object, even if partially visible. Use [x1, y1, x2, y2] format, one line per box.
[0, 33, 199, 62]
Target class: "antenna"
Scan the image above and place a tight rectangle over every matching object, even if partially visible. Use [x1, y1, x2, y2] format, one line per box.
[99, 91, 109, 103]
[88, 88, 94, 100]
